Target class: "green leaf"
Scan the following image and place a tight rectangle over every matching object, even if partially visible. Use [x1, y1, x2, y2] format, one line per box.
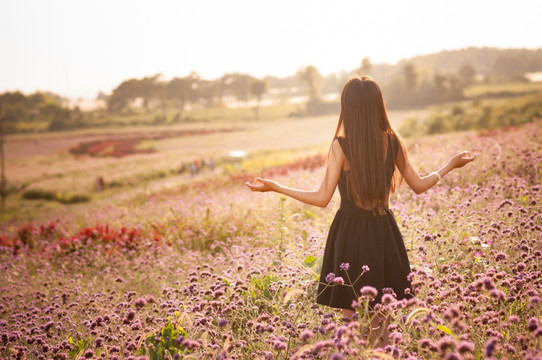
[304, 255, 316, 267]
[437, 324, 458, 339]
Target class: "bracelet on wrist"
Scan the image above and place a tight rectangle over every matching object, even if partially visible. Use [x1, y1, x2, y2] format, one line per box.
[431, 171, 442, 182]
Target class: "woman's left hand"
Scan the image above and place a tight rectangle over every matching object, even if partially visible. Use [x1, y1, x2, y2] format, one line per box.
[449, 151, 476, 169]
[244, 177, 279, 192]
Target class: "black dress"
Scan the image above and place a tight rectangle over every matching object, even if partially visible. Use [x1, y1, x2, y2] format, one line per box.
[316, 136, 413, 310]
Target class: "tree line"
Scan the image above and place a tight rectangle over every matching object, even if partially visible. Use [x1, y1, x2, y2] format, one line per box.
[1, 47, 542, 134]
[0, 91, 83, 133]
[107, 72, 268, 117]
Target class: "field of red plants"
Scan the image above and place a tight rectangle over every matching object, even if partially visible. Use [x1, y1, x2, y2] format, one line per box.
[69, 128, 244, 158]
[1, 121, 541, 359]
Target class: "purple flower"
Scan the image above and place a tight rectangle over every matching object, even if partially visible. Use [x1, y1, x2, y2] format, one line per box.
[419, 338, 437, 351]
[339, 263, 349, 271]
[360, 286, 378, 300]
[333, 277, 345, 285]
[490, 289, 505, 301]
[272, 340, 287, 351]
[300, 330, 314, 342]
[437, 336, 456, 354]
[351, 300, 361, 309]
[389, 331, 402, 344]
[218, 318, 228, 327]
[330, 353, 344, 360]
[457, 341, 475, 354]
[183, 340, 199, 350]
[485, 338, 498, 357]
[527, 317, 539, 331]
[381, 293, 395, 305]
[444, 352, 461, 360]
[135, 297, 146, 310]
[362, 265, 370, 272]
[508, 315, 520, 323]
[325, 273, 336, 283]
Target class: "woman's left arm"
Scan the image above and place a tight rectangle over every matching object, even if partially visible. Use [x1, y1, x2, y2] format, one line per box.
[245, 139, 345, 208]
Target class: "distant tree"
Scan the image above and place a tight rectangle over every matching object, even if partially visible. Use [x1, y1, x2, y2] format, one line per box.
[433, 73, 448, 101]
[403, 63, 418, 90]
[448, 74, 465, 101]
[403, 63, 418, 107]
[27, 92, 48, 109]
[297, 65, 323, 101]
[107, 78, 141, 112]
[0, 90, 78, 133]
[251, 79, 268, 120]
[199, 79, 221, 108]
[186, 71, 201, 106]
[458, 63, 476, 86]
[167, 77, 191, 112]
[107, 74, 162, 113]
[225, 73, 254, 105]
[359, 57, 373, 75]
[139, 74, 162, 113]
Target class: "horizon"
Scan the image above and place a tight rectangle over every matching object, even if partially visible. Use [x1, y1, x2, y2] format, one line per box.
[1, 0, 541, 99]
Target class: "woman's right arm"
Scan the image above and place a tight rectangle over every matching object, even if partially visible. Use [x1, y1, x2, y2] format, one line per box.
[399, 148, 475, 195]
[244, 139, 344, 207]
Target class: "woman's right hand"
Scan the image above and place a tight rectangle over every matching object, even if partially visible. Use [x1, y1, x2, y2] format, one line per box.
[244, 177, 279, 192]
[449, 151, 476, 169]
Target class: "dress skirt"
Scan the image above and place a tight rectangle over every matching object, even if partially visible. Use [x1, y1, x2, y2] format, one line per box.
[316, 203, 413, 310]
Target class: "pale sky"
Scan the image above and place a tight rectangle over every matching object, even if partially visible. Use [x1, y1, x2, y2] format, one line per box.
[1, 0, 541, 99]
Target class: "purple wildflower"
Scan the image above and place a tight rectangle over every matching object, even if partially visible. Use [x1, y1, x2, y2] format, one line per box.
[457, 341, 475, 354]
[272, 340, 287, 351]
[437, 336, 456, 354]
[381, 293, 395, 305]
[360, 286, 378, 300]
[508, 315, 520, 323]
[134, 297, 146, 310]
[325, 273, 336, 283]
[300, 330, 314, 342]
[485, 338, 498, 357]
[527, 317, 539, 331]
[339, 263, 349, 271]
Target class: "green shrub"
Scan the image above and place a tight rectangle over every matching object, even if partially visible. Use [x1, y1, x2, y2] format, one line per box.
[22, 189, 56, 201]
[22, 189, 90, 204]
[403, 94, 542, 137]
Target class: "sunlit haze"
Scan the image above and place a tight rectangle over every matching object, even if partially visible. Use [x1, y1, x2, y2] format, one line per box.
[1, 0, 541, 98]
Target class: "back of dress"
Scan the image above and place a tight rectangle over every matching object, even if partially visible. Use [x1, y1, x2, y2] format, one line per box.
[336, 135, 398, 213]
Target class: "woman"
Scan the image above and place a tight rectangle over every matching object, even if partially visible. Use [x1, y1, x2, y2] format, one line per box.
[245, 75, 475, 342]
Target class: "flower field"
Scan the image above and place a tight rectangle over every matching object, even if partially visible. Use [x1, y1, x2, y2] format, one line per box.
[1, 121, 541, 359]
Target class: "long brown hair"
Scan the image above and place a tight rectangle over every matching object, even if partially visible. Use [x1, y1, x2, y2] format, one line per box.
[332, 75, 406, 213]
